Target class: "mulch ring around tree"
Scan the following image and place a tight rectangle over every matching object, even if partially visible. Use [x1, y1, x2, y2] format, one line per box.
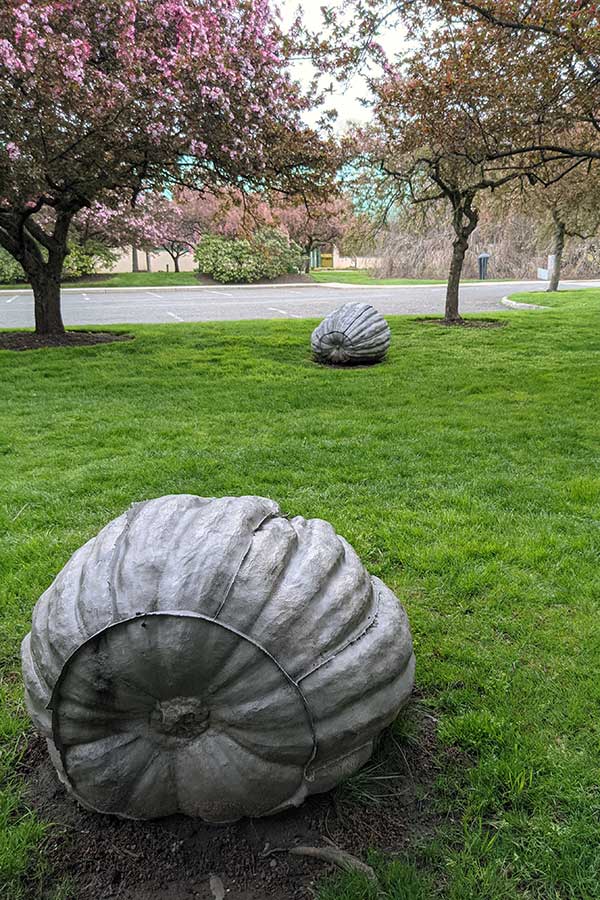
[19, 702, 461, 900]
[0, 331, 134, 351]
[417, 318, 507, 329]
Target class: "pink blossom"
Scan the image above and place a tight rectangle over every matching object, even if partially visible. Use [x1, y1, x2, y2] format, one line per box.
[0, 0, 329, 335]
[5, 141, 20, 160]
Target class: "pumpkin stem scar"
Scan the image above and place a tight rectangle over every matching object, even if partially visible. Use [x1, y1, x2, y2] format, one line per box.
[151, 697, 210, 738]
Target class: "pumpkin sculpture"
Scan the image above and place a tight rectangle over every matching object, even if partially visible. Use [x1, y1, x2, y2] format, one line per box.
[22, 495, 415, 822]
[311, 302, 391, 366]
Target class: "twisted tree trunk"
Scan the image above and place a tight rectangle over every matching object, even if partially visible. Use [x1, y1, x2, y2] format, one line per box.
[30, 256, 66, 334]
[445, 194, 479, 324]
[0, 207, 74, 335]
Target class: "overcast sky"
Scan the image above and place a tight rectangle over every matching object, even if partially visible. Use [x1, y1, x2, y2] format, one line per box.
[280, 0, 407, 132]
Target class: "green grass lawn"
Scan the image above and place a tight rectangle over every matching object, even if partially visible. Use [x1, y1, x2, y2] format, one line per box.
[0, 271, 205, 292]
[0, 270, 522, 292]
[309, 270, 518, 286]
[310, 270, 449, 285]
[1, 290, 600, 899]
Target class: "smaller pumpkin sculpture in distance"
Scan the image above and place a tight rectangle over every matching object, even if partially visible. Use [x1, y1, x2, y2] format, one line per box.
[22, 495, 415, 822]
[311, 302, 391, 366]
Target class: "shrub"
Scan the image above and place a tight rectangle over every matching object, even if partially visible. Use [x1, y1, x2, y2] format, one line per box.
[0, 242, 116, 285]
[63, 242, 117, 279]
[195, 228, 303, 283]
[0, 247, 26, 284]
[254, 228, 304, 279]
[195, 234, 262, 283]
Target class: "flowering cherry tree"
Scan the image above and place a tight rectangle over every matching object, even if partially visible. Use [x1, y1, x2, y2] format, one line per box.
[76, 188, 279, 273]
[274, 197, 353, 271]
[75, 195, 195, 272]
[173, 187, 276, 241]
[0, 0, 331, 334]
[149, 201, 197, 273]
[73, 197, 164, 254]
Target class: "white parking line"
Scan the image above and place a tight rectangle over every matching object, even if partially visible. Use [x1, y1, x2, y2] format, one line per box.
[5, 296, 17, 303]
[167, 311, 184, 321]
[268, 307, 302, 318]
[146, 291, 164, 298]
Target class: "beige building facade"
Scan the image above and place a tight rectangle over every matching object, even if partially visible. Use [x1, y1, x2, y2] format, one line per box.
[110, 245, 380, 273]
[111, 248, 196, 273]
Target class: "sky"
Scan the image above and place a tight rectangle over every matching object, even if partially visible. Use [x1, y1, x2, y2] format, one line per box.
[279, 0, 407, 132]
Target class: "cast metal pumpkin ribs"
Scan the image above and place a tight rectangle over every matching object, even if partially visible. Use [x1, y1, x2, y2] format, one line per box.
[311, 302, 392, 366]
[22, 494, 414, 822]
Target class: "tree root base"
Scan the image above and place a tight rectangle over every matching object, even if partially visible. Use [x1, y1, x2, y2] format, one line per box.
[290, 844, 378, 881]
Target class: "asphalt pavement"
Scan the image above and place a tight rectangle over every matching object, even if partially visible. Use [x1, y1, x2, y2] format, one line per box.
[1, 280, 598, 328]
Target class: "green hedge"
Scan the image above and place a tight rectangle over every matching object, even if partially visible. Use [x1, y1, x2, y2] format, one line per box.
[194, 228, 303, 283]
[0, 243, 117, 285]
[0, 248, 26, 284]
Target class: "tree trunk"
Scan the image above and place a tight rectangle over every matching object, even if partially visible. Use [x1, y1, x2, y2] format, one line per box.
[174, 255, 180, 273]
[132, 247, 140, 273]
[30, 263, 65, 335]
[0, 206, 75, 335]
[445, 236, 469, 323]
[548, 214, 566, 292]
[445, 197, 479, 324]
[304, 242, 313, 274]
[145, 251, 152, 273]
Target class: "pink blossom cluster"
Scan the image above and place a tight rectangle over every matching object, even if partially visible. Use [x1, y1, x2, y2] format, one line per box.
[274, 196, 352, 249]
[0, 0, 308, 212]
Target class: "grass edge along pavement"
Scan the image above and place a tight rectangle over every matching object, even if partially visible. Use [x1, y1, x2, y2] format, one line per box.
[0, 268, 517, 292]
[1, 289, 600, 899]
[0, 271, 208, 292]
[311, 270, 529, 286]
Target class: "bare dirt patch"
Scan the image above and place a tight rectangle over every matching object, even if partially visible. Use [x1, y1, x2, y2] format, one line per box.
[417, 318, 507, 329]
[0, 331, 134, 351]
[19, 705, 453, 900]
[195, 274, 312, 287]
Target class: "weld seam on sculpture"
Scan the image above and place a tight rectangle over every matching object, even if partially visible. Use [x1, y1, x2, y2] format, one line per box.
[296, 588, 381, 683]
[311, 303, 392, 366]
[23, 494, 414, 822]
[48, 611, 320, 813]
[213, 512, 277, 620]
[341, 305, 371, 337]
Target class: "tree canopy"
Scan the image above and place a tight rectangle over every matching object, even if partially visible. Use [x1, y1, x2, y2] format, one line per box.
[0, 0, 335, 333]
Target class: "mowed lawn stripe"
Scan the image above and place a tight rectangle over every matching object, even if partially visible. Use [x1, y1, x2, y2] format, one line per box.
[1, 290, 599, 899]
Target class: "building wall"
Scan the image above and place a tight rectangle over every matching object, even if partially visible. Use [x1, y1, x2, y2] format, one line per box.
[110, 244, 380, 274]
[332, 246, 382, 270]
[110, 248, 196, 273]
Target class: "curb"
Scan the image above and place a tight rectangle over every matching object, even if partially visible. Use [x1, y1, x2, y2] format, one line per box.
[0, 279, 562, 297]
[0, 282, 330, 297]
[501, 296, 551, 311]
[2, 280, 597, 299]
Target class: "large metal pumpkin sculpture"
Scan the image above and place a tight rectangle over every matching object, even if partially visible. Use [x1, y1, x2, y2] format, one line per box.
[311, 302, 391, 366]
[22, 495, 414, 822]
